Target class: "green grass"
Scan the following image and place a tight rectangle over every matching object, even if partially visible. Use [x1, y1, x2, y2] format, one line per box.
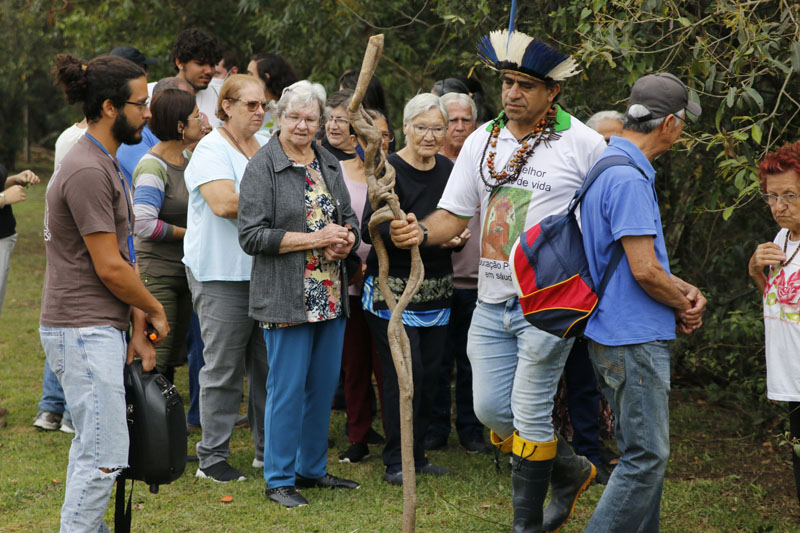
[1, 158, 799, 531]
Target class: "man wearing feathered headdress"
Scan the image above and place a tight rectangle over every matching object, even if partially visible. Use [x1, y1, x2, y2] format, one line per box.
[390, 15, 608, 532]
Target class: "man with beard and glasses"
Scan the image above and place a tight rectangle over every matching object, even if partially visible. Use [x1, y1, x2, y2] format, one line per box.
[171, 28, 223, 129]
[45, 53, 170, 532]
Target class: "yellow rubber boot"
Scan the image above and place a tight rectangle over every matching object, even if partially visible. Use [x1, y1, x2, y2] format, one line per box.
[511, 431, 557, 532]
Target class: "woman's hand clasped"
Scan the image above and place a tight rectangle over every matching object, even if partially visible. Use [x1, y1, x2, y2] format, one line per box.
[318, 223, 355, 261]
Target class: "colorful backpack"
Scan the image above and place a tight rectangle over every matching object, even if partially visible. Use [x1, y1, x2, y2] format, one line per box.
[509, 155, 645, 338]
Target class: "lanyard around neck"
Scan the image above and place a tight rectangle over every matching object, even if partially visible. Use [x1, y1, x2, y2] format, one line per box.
[84, 132, 137, 264]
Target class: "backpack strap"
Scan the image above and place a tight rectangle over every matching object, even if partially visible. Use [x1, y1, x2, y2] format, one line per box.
[567, 155, 646, 215]
[570, 153, 649, 298]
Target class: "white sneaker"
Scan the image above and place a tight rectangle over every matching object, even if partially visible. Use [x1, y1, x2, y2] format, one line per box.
[252, 458, 264, 468]
[60, 419, 75, 434]
[33, 411, 61, 431]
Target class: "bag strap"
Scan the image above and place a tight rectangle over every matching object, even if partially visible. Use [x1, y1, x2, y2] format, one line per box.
[115, 473, 133, 533]
[567, 155, 646, 215]
[576, 154, 648, 299]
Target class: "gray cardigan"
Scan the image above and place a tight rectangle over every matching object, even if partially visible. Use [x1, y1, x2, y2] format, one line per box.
[238, 134, 361, 324]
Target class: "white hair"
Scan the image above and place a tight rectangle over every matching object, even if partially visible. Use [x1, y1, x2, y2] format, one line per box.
[402, 93, 448, 125]
[276, 80, 326, 117]
[624, 105, 684, 134]
[440, 93, 477, 123]
[586, 110, 624, 131]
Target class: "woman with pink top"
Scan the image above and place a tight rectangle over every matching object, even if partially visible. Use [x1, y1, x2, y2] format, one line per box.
[336, 109, 393, 464]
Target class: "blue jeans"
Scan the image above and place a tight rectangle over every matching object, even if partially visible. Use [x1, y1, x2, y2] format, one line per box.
[585, 340, 671, 533]
[40, 325, 129, 533]
[564, 339, 602, 464]
[428, 288, 484, 441]
[467, 298, 573, 443]
[262, 318, 345, 487]
[185, 311, 204, 427]
[38, 360, 72, 425]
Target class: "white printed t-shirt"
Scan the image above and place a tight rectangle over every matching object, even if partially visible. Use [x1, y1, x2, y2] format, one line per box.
[763, 227, 800, 401]
[437, 106, 605, 304]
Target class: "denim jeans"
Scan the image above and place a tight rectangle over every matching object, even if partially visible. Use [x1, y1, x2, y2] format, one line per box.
[37, 359, 71, 423]
[185, 311, 205, 427]
[467, 297, 573, 443]
[40, 325, 129, 533]
[585, 340, 671, 533]
[0, 232, 17, 317]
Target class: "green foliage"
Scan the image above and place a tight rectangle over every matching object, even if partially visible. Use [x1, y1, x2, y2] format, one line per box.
[7, 0, 798, 410]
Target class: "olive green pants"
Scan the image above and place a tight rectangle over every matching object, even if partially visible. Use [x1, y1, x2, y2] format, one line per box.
[140, 272, 193, 377]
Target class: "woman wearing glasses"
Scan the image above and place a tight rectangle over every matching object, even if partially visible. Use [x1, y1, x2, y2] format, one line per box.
[238, 80, 361, 508]
[748, 140, 800, 505]
[183, 74, 269, 483]
[132, 89, 205, 387]
[361, 93, 464, 485]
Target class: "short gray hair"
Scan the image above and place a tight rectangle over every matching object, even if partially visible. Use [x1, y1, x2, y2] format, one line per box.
[624, 104, 684, 134]
[402, 93, 448, 126]
[276, 80, 326, 118]
[153, 76, 192, 98]
[586, 110, 624, 131]
[440, 93, 477, 123]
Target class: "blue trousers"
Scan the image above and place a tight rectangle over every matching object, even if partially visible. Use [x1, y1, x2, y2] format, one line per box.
[564, 338, 602, 465]
[185, 311, 204, 427]
[262, 318, 346, 488]
[586, 340, 670, 532]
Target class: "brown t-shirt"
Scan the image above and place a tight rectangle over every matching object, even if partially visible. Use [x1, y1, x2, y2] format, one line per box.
[41, 135, 133, 330]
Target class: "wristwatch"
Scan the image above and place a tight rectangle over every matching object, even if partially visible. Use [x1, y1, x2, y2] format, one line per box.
[418, 223, 429, 247]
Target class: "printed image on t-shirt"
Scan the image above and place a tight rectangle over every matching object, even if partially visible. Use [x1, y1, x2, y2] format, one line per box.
[481, 186, 532, 261]
[765, 264, 800, 322]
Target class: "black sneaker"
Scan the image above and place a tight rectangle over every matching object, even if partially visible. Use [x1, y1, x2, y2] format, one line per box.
[424, 433, 448, 451]
[417, 462, 452, 476]
[266, 486, 308, 508]
[366, 427, 385, 445]
[195, 460, 246, 482]
[295, 473, 360, 490]
[339, 442, 370, 464]
[460, 436, 490, 454]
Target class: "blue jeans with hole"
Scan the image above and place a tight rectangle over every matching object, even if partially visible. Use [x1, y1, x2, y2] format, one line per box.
[40, 325, 129, 533]
[585, 340, 671, 533]
[467, 298, 573, 443]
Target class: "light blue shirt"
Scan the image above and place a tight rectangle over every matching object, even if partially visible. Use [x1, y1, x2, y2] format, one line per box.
[117, 125, 159, 188]
[183, 128, 267, 281]
[581, 136, 676, 345]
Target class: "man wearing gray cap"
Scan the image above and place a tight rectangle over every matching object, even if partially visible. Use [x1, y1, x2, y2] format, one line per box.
[580, 72, 706, 531]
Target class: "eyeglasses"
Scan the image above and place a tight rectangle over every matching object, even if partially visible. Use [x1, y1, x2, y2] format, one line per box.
[125, 98, 150, 109]
[229, 98, 268, 112]
[187, 114, 204, 122]
[762, 192, 799, 205]
[328, 116, 350, 127]
[283, 113, 320, 127]
[381, 131, 395, 142]
[411, 124, 446, 138]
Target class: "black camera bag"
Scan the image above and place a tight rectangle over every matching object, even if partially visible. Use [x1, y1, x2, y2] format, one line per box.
[115, 359, 187, 532]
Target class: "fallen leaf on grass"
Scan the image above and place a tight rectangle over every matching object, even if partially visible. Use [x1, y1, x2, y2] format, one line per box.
[51, 478, 60, 483]
[479, 504, 491, 510]
[134, 503, 144, 510]
[762, 441, 772, 447]
[220, 495, 233, 503]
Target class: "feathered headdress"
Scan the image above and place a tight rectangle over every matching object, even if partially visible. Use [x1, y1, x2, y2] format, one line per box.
[476, 0, 580, 82]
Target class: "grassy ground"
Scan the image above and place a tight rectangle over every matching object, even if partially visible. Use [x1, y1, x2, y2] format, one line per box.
[1, 156, 799, 531]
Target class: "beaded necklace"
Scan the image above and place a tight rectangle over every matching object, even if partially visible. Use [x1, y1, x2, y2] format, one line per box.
[782, 230, 800, 266]
[479, 105, 560, 190]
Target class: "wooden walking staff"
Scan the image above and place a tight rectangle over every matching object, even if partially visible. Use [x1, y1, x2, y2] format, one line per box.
[347, 34, 423, 533]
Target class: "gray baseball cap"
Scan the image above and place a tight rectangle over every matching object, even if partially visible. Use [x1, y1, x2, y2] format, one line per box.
[627, 73, 701, 121]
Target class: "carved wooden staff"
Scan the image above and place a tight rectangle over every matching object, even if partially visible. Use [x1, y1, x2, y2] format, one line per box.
[347, 34, 423, 533]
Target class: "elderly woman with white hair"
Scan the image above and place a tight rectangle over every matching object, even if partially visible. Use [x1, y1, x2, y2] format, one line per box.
[361, 92, 463, 485]
[238, 80, 361, 508]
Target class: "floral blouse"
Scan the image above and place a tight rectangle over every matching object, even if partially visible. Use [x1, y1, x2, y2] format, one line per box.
[263, 159, 342, 329]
